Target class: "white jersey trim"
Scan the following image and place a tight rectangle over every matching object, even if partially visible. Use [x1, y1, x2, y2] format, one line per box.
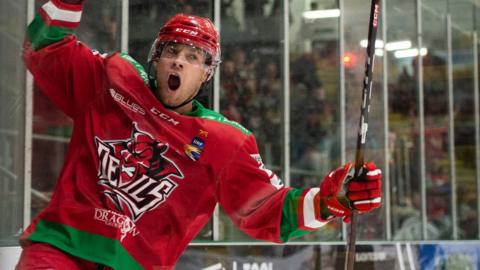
[303, 188, 328, 229]
[42, 1, 82, 23]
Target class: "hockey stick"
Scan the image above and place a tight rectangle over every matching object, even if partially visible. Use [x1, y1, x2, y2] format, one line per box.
[344, 0, 381, 270]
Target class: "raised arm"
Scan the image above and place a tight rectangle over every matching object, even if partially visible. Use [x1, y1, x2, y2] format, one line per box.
[24, 0, 107, 118]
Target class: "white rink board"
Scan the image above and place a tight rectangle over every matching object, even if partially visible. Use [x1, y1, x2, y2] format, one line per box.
[0, 246, 21, 270]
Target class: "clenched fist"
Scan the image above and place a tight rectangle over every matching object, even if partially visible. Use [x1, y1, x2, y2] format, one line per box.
[319, 162, 382, 222]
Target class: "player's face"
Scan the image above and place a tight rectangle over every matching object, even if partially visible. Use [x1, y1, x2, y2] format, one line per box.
[155, 43, 209, 113]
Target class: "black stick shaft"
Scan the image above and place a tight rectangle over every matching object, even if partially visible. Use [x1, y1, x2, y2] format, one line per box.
[345, 0, 380, 270]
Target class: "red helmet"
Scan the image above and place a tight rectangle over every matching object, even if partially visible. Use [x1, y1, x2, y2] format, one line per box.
[149, 14, 221, 80]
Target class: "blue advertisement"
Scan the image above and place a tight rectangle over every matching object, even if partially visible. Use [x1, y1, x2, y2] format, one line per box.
[419, 243, 480, 270]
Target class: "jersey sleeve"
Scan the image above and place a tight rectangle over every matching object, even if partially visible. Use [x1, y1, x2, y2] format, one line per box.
[217, 135, 332, 243]
[219, 135, 328, 242]
[24, 0, 106, 118]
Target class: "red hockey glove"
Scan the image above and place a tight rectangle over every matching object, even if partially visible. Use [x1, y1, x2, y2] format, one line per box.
[319, 162, 382, 223]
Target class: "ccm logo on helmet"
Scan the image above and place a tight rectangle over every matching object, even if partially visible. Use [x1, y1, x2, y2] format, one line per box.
[175, 28, 198, 36]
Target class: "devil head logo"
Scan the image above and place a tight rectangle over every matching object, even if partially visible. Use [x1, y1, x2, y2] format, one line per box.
[95, 123, 184, 222]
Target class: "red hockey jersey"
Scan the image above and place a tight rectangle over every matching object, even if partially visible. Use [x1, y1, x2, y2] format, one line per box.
[21, 1, 332, 269]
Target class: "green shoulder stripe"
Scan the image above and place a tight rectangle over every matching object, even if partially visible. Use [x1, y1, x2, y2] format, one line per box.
[186, 100, 251, 135]
[280, 188, 313, 242]
[120, 53, 150, 86]
[27, 14, 75, 50]
[28, 219, 143, 270]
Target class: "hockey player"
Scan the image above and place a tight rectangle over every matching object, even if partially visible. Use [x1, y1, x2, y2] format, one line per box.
[17, 0, 382, 269]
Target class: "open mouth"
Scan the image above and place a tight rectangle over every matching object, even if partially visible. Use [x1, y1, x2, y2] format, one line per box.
[168, 74, 181, 91]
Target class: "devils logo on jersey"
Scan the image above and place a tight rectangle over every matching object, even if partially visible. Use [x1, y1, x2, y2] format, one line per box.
[95, 122, 184, 222]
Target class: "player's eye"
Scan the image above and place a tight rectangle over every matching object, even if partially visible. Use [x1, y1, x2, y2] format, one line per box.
[186, 48, 207, 65]
[187, 53, 198, 61]
[167, 45, 178, 55]
[162, 45, 179, 58]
